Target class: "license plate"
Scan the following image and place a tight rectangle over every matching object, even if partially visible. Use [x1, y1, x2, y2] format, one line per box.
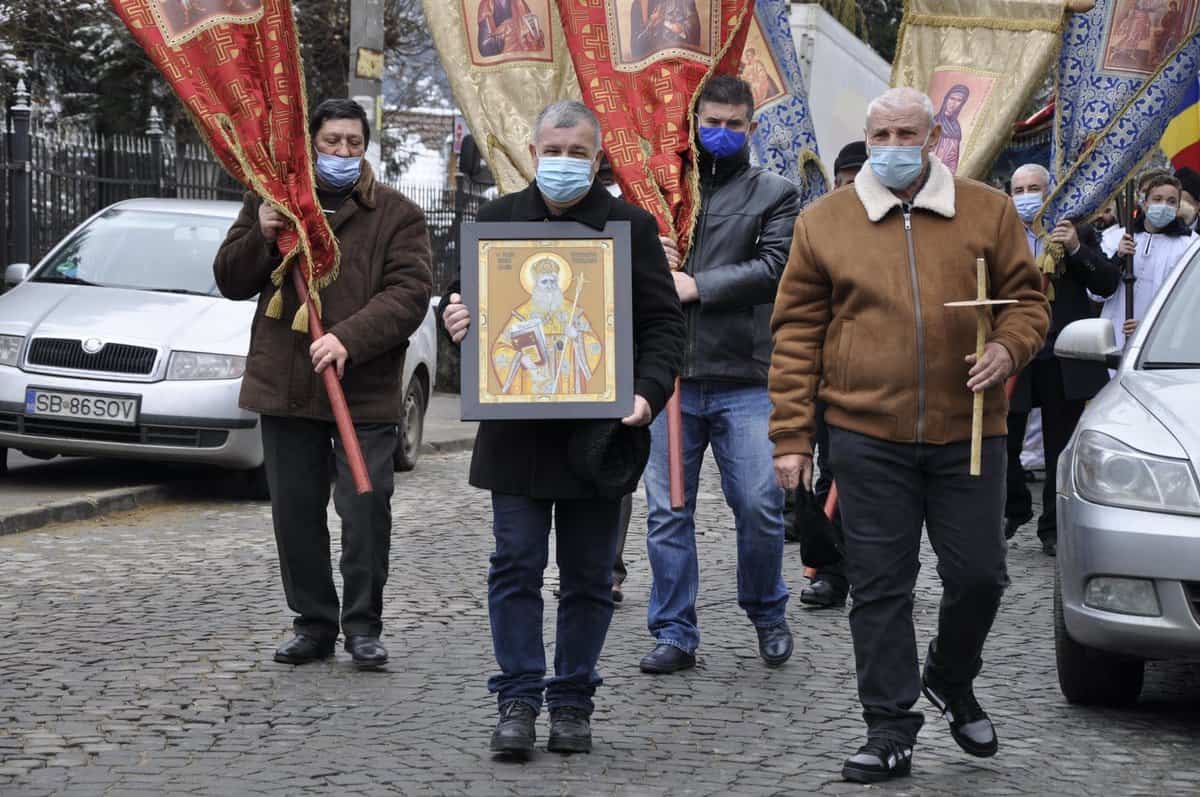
[25, 387, 140, 427]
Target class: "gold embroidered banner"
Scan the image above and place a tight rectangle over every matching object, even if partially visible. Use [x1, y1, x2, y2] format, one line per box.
[891, 0, 1070, 180]
[111, 0, 339, 331]
[423, 0, 583, 194]
[556, 0, 754, 253]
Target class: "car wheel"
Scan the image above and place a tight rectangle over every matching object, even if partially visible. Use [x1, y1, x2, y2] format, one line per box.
[1054, 571, 1144, 706]
[394, 375, 427, 472]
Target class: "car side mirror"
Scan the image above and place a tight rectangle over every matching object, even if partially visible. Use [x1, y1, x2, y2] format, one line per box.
[1055, 318, 1122, 369]
[4, 263, 31, 288]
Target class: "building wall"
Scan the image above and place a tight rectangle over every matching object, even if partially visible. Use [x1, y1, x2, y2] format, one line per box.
[789, 4, 891, 168]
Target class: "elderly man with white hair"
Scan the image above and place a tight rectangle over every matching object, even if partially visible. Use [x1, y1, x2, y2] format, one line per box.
[768, 87, 1049, 783]
[1004, 163, 1121, 556]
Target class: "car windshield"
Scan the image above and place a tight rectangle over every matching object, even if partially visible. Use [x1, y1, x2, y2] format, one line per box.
[33, 208, 232, 296]
[1140, 252, 1200, 369]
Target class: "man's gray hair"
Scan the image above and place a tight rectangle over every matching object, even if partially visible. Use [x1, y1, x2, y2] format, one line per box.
[533, 100, 603, 152]
[865, 87, 935, 131]
[1012, 163, 1051, 187]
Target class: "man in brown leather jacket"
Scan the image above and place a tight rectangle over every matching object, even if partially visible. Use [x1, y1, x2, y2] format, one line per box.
[769, 88, 1048, 784]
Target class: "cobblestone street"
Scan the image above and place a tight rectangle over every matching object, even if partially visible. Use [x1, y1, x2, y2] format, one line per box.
[2, 451, 1200, 795]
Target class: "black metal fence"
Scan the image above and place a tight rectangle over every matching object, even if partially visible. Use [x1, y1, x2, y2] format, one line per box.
[2, 83, 489, 295]
[389, 178, 488, 294]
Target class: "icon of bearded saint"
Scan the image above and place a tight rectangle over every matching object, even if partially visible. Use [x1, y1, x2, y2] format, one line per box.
[492, 256, 603, 396]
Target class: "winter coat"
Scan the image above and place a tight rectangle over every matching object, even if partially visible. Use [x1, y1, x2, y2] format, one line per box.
[768, 155, 1050, 456]
[213, 161, 433, 422]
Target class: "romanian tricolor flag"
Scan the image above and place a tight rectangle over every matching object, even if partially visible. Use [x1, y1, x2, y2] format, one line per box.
[1163, 75, 1200, 173]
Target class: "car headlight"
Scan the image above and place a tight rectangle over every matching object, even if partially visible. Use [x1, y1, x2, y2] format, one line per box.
[0, 335, 23, 367]
[167, 351, 246, 380]
[1073, 430, 1200, 516]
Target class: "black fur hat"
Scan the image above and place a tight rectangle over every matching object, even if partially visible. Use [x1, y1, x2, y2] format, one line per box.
[567, 420, 651, 499]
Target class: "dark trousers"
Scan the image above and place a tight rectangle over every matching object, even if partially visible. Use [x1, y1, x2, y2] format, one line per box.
[1005, 360, 1086, 544]
[828, 426, 1009, 745]
[487, 493, 622, 714]
[612, 493, 634, 585]
[260, 415, 397, 640]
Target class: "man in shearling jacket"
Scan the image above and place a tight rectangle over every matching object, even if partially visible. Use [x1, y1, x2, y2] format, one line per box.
[768, 88, 1049, 784]
[214, 99, 433, 672]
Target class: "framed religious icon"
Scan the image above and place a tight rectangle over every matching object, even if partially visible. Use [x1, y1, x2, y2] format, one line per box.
[460, 221, 634, 420]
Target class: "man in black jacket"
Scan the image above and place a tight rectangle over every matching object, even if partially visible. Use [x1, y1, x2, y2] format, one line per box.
[639, 75, 800, 675]
[1005, 163, 1121, 556]
[441, 101, 684, 756]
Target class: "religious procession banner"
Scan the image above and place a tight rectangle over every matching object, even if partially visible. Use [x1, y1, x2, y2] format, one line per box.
[423, 0, 584, 195]
[892, 0, 1071, 180]
[555, 0, 754, 252]
[110, 0, 338, 332]
[739, 0, 826, 205]
[1039, 1, 1200, 226]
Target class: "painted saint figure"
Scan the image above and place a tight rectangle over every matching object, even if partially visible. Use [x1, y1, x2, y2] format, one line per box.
[477, 0, 546, 58]
[740, 46, 781, 108]
[492, 256, 603, 395]
[932, 84, 969, 174]
[629, 0, 703, 61]
[1152, 0, 1184, 63]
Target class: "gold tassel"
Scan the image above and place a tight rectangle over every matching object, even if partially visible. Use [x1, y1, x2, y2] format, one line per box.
[310, 289, 322, 321]
[291, 301, 309, 334]
[1038, 241, 1064, 302]
[265, 287, 284, 320]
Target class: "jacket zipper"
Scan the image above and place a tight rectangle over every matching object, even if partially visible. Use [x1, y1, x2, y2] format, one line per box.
[902, 208, 926, 443]
[684, 173, 717, 379]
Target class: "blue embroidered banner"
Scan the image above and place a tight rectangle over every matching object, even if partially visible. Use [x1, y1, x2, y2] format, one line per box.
[738, 0, 827, 206]
[1039, 1, 1200, 226]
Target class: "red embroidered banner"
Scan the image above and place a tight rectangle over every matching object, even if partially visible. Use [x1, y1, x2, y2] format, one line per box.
[110, 0, 338, 330]
[555, 0, 753, 253]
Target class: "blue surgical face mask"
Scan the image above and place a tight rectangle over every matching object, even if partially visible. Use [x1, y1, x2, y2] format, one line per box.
[536, 156, 595, 204]
[698, 126, 748, 159]
[316, 152, 361, 189]
[1145, 202, 1178, 229]
[1013, 192, 1043, 223]
[868, 137, 928, 190]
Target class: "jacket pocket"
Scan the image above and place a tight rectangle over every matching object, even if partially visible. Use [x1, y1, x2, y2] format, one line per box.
[833, 318, 856, 391]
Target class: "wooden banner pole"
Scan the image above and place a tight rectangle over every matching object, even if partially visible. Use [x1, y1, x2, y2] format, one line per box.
[290, 267, 373, 495]
[667, 378, 685, 509]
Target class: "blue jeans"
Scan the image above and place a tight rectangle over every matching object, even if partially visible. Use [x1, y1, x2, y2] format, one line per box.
[644, 381, 789, 654]
[487, 493, 621, 714]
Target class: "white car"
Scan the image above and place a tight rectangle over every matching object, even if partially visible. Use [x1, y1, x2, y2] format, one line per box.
[0, 198, 436, 493]
[1054, 239, 1200, 706]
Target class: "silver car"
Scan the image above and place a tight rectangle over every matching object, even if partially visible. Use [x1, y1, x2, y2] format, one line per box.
[0, 198, 436, 492]
[1053, 238, 1200, 706]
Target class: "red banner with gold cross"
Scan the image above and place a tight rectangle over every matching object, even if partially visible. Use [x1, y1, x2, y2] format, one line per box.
[555, 0, 754, 254]
[110, 0, 338, 332]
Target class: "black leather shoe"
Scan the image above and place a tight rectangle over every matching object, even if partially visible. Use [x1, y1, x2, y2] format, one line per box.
[1004, 516, 1030, 540]
[490, 701, 536, 755]
[800, 577, 847, 608]
[344, 635, 388, 670]
[547, 706, 592, 754]
[756, 621, 794, 667]
[1042, 539, 1057, 557]
[273, 634, 334, 665]
[639, 643, 696, 674]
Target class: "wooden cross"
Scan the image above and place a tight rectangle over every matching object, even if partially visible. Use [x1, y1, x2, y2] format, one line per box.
[944, 258, 1017, 476]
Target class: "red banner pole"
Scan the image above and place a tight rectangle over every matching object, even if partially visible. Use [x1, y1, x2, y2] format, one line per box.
[666, 378, 685, 510]
[290, 267, 372, 495]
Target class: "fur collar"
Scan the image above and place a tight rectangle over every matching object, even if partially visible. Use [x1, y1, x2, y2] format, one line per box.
[854, 154, 956, 223]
